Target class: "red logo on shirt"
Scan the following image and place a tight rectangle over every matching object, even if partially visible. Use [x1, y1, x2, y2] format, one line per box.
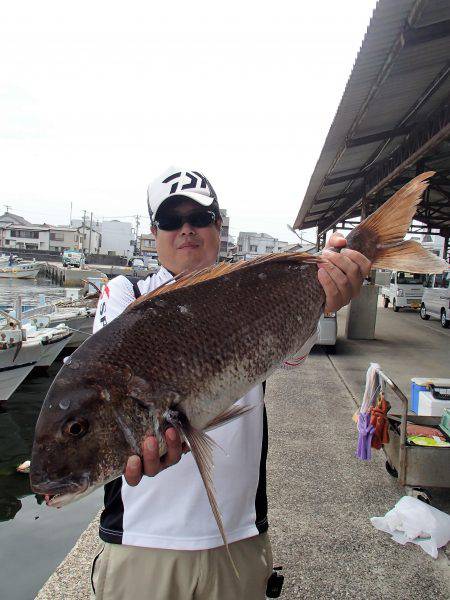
[100, 284, 110, 299]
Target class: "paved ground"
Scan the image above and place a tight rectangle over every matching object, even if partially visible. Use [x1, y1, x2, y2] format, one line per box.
[36, 306, 450, 599]
[334, 303, 450, 410]
[266, 354, 449, 600]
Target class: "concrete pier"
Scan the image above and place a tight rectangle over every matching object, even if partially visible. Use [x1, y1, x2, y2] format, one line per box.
[45, 263, 153, 287]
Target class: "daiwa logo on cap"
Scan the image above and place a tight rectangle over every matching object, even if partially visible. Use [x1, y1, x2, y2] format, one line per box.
[162, 171, 213, 196]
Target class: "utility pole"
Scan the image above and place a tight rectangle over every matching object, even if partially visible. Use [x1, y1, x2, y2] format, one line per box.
[82, 210, 87, 252]
[4, 204, 11, 213]
[69, 202, 73, 226]
[88, 212, 93, 255]
[135, 214, 140, 255]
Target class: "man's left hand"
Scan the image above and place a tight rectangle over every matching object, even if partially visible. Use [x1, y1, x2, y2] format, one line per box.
[317, 233, 371, 312]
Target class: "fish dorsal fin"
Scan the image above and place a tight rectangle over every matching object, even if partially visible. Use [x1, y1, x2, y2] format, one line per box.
[130, 252, 320, 307]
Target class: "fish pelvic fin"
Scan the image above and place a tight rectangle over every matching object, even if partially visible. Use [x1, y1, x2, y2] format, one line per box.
[185, 427, 240, 579]
[204, 404, 254, 432]
[346, 171, 447, 274]
[167, 411, 240, 579]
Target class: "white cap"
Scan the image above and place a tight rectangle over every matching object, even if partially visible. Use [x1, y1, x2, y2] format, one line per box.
[147, 167, 218, 222]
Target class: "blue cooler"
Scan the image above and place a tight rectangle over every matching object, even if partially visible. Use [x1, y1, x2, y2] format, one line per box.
[411, 378, 450, 413]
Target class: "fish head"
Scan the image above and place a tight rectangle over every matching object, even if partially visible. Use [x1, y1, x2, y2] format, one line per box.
[30, 360, 136, 507]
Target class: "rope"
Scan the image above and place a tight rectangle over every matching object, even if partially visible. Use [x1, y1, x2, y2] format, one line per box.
[65, 326, 92, 337]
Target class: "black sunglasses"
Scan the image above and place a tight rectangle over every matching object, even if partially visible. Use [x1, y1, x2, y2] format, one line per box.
[154, 210, 217, 231]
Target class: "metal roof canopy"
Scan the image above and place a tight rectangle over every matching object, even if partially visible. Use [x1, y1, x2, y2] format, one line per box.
[294, 0, 450, 244]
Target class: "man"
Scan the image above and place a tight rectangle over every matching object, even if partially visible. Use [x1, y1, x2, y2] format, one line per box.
[91, 167, 370, 600]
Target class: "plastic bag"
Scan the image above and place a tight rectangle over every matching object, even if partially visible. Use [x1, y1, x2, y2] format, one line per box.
[370, 496, 450, 558]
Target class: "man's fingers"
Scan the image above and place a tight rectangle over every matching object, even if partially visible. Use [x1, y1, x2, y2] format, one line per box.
[323, 250, 364, 297]
[341, 248, 371, 278]
[324, 262, 353, 303]
[125, 430, 184, 484]
[160, 428, 183, 469]
[142, 437, 162, 477]
[326, 232, 346, 248]
[317, 267, 343, 313]
[124, 455, 143, 487]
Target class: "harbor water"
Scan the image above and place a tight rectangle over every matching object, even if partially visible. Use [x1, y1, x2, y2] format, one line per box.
[0, 277, 103, 600]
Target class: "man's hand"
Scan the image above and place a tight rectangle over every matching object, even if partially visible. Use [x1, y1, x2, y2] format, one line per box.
[124, 428, 188, 486]
[317, 233, 371, 312]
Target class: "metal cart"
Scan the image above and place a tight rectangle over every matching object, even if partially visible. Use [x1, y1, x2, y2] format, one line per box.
[378, 369, 450, 504]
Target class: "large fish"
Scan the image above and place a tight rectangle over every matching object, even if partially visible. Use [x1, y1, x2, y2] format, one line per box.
[30, 172, 445, 560]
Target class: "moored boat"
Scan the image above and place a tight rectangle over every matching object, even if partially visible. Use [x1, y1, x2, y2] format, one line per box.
[0, 262, 44, 279]
[0, 315, 46, 401]
[22, 321, 73, 368]
[21, 301, 95, 349]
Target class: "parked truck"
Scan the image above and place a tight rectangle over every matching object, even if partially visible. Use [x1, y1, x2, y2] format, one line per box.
[62, 249, 85, 268]
[381, 271, 426, 312]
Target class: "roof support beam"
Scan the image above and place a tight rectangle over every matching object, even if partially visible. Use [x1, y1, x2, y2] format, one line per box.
[346, 126, 413, 148]
[318, 101, 450, 234]
[404, 20, 450, 46]
[323, 172, 364, 186]
[312, 193, 355, 206]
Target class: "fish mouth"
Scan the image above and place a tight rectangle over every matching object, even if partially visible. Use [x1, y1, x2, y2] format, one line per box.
[44, 483, 92, 508]
[31, 475, 91, 508]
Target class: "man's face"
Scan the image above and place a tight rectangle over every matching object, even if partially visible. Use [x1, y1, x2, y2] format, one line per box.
[152, 199, 221, 275]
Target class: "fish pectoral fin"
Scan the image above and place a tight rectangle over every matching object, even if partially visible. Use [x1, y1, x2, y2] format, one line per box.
[127, 375, 154, 407]
[174, 418, 239, 578]
[204, 405, 254, 432]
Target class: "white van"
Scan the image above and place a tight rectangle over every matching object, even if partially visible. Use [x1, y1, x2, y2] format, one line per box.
[381, 271, 426, 311]
[420, 270, 450, 328]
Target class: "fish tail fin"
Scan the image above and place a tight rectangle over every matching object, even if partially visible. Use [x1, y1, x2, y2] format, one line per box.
[346, 172, 447, 274]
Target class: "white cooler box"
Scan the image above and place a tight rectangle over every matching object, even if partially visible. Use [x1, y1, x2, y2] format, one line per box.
[417, 390, 450, 416]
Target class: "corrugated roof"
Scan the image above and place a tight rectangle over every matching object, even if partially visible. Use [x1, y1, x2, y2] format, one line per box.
[294, 0, 450, 235]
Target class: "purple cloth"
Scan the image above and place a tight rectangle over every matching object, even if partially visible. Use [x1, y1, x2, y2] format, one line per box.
[356, 412, 375, 460]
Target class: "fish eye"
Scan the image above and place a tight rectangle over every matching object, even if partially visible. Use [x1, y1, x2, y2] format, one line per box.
[63, 418, 89, 439]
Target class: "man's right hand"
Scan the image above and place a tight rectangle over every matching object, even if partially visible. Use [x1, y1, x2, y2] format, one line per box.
[124, 428, 188, 486]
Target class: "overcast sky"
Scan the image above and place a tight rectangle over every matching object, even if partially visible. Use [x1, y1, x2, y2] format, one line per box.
[1, 0, 378, 244]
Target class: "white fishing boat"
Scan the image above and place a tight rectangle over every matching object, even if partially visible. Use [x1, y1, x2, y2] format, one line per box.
[0, 261, 43, 279]
[22, 319, 73, 368]
[22, 299, 95, 349]
[0, 314, 45, 402]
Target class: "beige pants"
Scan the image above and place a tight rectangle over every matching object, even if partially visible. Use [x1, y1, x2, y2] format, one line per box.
[91, 533, 273, 600]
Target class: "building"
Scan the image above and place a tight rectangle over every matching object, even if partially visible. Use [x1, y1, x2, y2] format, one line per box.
[72, 218, 134, 257]
[0, 212, 32, 227]
[0, 212, 101, 253]
[219, 209, 233, 260]
[139, 232, 157, 257]
[0, 223, 101, 253]
[236, 232, 289, 260]
[0, 225, 50, 250]
[98, 220, 134, 257]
